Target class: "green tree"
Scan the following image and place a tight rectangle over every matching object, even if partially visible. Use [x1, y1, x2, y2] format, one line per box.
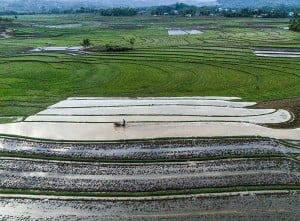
[81, 38, 91, 47]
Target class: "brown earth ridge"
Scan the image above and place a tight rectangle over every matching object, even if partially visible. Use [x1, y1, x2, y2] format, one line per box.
[253, 97, 300, 129]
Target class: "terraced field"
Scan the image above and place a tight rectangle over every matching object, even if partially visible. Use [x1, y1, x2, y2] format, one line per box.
[0, 136, 299, 159]
[0, 98, 299, 219]
[0, 135, 299, 220]
[0, 191, 298, 220]
[0, 97, 299, 140]
[0, 14, 299, 219]
[0, 15, 300, 119]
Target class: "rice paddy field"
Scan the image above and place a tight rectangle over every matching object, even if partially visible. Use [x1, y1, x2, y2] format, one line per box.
[0, 14, 300, 219]
[0, 15, 300, 120]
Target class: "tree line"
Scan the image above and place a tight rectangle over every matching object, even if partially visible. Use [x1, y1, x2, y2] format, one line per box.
[75, 7, 138, 16]
[0, 7, 138, 16]
[0, 16, 13, 22]
[0, 4, 299, 18]
[151, 3, 197, 16]
[221, 7, 299, 18]
[150, 4, 300, 18]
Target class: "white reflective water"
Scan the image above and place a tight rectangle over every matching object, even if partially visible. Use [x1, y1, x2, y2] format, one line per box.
[26, 109, 290, 124]
[37, 105, 276, 116]
[255, 50, 300, 58]
[168, 29, 203, 36]
[0, 97, 298, 141]
[30, 46, 84, 52]
[0, 121, 299, 141]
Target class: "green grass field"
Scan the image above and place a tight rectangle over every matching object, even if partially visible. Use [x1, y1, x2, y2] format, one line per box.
[0, 15, 300, 119]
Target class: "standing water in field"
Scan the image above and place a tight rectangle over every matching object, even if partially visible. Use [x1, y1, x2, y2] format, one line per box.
[0, 97, 298, 141]
[168, 29, 203, 36]
[29, 46, 85, 54]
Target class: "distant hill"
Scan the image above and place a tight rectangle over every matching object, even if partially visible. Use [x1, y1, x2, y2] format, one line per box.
[0, 0, 300, 13]
[218, 0, 300, 8]
[0, 1, 216, 12]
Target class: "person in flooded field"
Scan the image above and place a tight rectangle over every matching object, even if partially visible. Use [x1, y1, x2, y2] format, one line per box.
[114, 119, 126, 127]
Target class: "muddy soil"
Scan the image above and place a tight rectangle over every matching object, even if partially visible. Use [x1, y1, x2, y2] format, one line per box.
[253, 97, 300, 128]
[0, 191, 299, 220]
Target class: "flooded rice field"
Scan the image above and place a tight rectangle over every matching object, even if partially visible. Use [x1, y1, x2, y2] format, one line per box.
[34, 22, 103, 28]
[0, 96, 299, 219]
[0, 191, 298, 220]
[0, 157, 298, 191]
[69, 96, 242, 100]
[168, 29, 203, 36]
[1, 120, 300, 141]
[50, 98, 257, 108]
[44, 24, 82, 28]
[255, 50, 300, 58]
[0, 97, 298, 141]
[25, 110, 290, 124]
[1, 137, 299, 159]
[30, 46, 84, 54]
[37, 105, 277, 117]
[0, 135, 298, 219]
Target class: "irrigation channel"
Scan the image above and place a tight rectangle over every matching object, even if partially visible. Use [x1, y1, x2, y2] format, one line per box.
[0, 97, 299, 219]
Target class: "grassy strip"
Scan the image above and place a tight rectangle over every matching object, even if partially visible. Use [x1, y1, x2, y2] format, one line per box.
[0, 151, 292, 164]
[0, 186, 299, 198]
[0, 118, 17, 124]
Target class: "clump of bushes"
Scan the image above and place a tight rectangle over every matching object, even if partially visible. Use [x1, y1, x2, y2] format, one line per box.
[81, 38, 91, 47]
[289, 19, 300, 32]
[86, 44, 133, 52]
